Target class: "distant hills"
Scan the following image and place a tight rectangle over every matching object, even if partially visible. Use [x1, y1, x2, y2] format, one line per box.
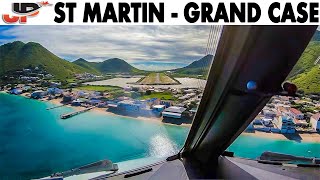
[288, 37, 320, 94]
[0, 41, 212, 80]
[0, 41, 93, 79]
[173, 54, 213, 77]
[74, 55, 216, 76]
[73, 58, 142, 74]
[0, 41, 143, 79]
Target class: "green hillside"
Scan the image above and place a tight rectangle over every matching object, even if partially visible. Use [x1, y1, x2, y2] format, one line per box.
[97, 58, 138, 73]
[291, 66, 320, 94]
[288, 32, 320, 94]
[288, 41, 320, 78]
[0, 41, 95, 79]
[73, 58, 143, 74]
[73, 58, 101, 74]
[173, 54, 213, 77]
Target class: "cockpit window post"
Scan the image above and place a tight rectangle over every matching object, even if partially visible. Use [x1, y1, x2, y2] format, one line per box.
[180, 26, 317, 170]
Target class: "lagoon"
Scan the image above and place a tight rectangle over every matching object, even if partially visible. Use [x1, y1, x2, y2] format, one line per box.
[0, 93, 319, 179]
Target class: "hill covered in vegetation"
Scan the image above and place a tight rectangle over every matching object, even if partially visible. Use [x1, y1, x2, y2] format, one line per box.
[73, 58, 143, 74]
[172, 54, 213, 78]
[0, 41, 95, 79]
[288, 33, 320, 94]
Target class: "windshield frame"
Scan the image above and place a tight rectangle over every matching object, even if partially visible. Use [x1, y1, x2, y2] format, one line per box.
[180, 26, 317, 165]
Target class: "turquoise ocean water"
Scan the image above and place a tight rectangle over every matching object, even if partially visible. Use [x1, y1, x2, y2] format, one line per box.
[0, 93, 319, 179]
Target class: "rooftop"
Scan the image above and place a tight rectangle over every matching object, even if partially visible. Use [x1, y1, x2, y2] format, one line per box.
[311, 113, 320, 121]
[164, 106, 186, 114]
[290, 108, 303, 115]
[153, 105, 165, 109]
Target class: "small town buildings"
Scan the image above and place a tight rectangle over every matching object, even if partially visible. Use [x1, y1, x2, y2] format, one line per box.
[262, 118, 273, 127]
[20, 76, 40, 82]
[162, 106, 187, 119]
[289, 108, 304, 120]
[77, 91, 89, 98]
[31, 91, 47, 99]
[310, 113, 320, 132]
[294, 119, 309, 128]
[106, 98, 165, 117]
[9, 88, 22, 95]
[117, 96, 130, 101]
[107, 102, 118, 109]
[88, 98, 102, 105]
[22, 86, 32, 92]
[47, 88, 63, 95]
[252, 118, 262, 125]
[178, 93, 196, 101]
[160, 100, 173, 108]
[262, 109, 277, 118]
[62, 94, 74, 102]
[71, 99, 85, 106]
[50, 82, 61, 87]
[152, 105, 166, 116]
[275, 116, 296, 134]
[123, 86, 132, 91]
[117, 100, 147, 112]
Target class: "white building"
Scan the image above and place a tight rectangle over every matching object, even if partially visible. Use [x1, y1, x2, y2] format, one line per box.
[275, 116, 296, 134]
[310, 113, 320, 132]
[162, 106, 187, 119]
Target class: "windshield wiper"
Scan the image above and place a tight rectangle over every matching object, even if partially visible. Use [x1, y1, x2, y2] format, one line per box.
[258, 151, 320, 166]
[50, 159, 118, 178]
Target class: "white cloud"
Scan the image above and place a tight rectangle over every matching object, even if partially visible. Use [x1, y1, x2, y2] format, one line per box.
[0, 26, 220, 70]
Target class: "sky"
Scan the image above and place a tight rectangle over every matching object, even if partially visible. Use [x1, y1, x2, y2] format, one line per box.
[0, 26, 212, 71]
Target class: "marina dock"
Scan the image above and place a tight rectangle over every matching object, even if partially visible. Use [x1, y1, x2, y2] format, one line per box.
[60, 107, 94, 119]
[46, 104, 65, 110]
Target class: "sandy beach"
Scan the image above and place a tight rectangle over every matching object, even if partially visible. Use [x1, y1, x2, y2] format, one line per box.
[243, 131, 320, 143]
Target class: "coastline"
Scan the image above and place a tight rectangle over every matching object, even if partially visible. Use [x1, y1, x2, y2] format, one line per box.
[242, 131, 320, 143]
[36, 95, 320, 142]
[1, 92, 319, 142]
[17, 93, 192, 128]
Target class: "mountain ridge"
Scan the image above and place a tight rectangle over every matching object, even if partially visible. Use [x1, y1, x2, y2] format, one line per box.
[73, 57, 142, 74]
[172, 54, 213, 76]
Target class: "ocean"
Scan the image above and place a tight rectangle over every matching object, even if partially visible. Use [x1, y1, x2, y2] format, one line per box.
[0, 93, 319, 179]
[0, 93, 189, 179]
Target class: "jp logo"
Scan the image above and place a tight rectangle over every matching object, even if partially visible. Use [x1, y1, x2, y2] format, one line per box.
[2, 2, 51, 24]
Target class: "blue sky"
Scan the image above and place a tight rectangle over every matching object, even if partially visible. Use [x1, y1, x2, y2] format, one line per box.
[0, 26, 16, 41]
[0, 26, 212, 70]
